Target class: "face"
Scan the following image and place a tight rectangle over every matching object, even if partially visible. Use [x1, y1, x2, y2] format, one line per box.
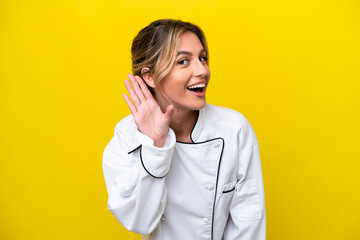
[155, 31, 210, 111]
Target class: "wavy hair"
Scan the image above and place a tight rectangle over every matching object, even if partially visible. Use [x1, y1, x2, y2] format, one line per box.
[131, 19, 209, 94]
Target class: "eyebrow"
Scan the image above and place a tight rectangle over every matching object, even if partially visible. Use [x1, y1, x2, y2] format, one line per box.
[177, 49, 206, 57]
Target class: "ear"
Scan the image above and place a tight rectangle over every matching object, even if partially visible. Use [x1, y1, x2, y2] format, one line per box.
[141, 68, 155, 88]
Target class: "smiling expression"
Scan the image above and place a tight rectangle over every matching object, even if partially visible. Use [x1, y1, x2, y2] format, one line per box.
[154, 31, 211, 111]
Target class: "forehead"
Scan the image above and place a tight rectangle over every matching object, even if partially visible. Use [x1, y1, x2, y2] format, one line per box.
[178, 32, 204, 52]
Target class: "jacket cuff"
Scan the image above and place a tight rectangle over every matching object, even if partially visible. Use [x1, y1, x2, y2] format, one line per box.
[135, 128, 176, 178]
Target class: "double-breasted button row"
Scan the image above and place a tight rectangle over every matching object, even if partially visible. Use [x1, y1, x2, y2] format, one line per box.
[205, 184, 214, 190]
[202, 217, 211, 224]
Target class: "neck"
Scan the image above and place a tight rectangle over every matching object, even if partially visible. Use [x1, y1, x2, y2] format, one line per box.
[169, 109, 198, 143]
[155, 89, 199, 143]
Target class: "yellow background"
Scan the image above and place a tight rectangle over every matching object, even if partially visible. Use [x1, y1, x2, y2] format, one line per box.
[1, 0, 359, 239]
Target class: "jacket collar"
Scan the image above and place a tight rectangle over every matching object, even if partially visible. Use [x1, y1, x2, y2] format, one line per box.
[129, 103, 210, 152]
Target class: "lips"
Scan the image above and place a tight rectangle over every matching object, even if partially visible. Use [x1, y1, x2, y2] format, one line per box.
[187, 83, 205, 90]
[187, 82, 206, 96]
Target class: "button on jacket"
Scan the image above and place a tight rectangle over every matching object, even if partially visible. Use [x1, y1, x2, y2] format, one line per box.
[103, 103, 266, 240]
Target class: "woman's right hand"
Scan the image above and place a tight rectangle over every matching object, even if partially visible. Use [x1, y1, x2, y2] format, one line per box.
[123, 73, 174, 148]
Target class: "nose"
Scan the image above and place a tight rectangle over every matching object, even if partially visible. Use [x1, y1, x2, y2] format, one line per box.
[193, 59, 208, 78]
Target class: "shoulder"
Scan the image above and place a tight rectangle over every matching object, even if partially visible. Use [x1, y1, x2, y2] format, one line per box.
[114, 114, 137, 133]
[203, 103, 252, 131]
[203, 103, 259, 148]
[111, 114, 145, 151]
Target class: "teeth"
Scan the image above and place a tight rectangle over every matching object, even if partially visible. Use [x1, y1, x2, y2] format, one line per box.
[188, 83, 205, 89]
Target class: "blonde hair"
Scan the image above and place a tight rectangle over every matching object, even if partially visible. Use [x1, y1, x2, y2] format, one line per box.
[131, 19, 209, 94]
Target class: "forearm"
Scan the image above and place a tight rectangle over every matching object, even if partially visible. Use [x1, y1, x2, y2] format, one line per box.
[103, 125, 176, 234]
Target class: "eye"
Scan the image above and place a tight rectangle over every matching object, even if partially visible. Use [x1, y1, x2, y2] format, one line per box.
[178, 59, 188, 65]
[199, 56, 208, 62]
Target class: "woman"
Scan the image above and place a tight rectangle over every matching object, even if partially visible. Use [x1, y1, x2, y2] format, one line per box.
[103, 19, 266, 240]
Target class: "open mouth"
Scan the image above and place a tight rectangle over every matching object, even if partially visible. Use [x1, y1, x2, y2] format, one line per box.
[187, 83, 205, 93]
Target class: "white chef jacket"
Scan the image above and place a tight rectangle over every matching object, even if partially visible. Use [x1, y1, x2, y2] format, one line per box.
[103, 103, 266, 240]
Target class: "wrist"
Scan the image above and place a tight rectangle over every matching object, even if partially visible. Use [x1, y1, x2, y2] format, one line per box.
[153, 133, 168, 148]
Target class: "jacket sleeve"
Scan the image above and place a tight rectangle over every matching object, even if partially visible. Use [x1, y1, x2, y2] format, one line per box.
[223, 119, 266, 240]
[102, 122, 176, 235]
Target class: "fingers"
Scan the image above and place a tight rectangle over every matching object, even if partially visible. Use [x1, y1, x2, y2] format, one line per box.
[164, 105, 174, 120]
[124, 79, 141, 108]
[128, 73, 146, 103]
[135, 75, 154, 100]
[123, 94, 137, 115]
[123, 73, 155, 116]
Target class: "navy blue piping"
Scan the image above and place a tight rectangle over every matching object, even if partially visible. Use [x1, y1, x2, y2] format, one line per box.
[127, 109, 224, 240]
[222, 187, 235, 193]
[127, 144, 167, 179]
[190, 110, 199, 143]
[211, 137, 225, 240]
[177, 137, 225, 240]
[127, 145, 141, 154]
[176, 110, 199, 144]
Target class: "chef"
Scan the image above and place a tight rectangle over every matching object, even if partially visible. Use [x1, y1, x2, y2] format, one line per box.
[103, 19, 266, 240]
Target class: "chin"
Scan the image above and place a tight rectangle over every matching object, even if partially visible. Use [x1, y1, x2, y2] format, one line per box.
[171, 95, 207, 111]
[196, 100, 207, 109]
[185, 99, 207, 111]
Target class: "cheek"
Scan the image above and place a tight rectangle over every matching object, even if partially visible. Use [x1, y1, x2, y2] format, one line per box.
[165, 72, 189, 90]
[173, 70, 189, 81]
